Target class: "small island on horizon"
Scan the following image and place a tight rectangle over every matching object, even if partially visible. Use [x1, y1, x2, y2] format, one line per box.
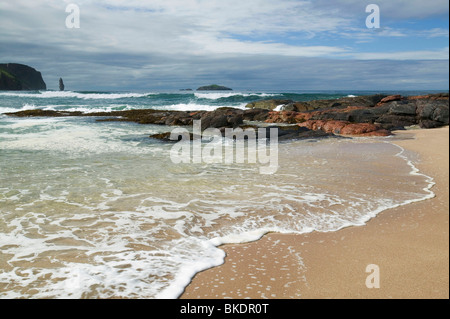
[197, 84, 232, 91]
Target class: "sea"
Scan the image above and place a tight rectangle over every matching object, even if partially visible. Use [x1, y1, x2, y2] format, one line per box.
[0, 90, 438, 298]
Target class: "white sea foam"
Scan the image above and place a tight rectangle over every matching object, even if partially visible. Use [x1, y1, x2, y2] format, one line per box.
[163, 103, 247, 112]
[1, 102, 245, 114]
[0, 130, 437, 299]
[0, 91, 154, 100]
[194, 92, 277, 100]
[0, 103, 41, 114]
[0, 118, 164, 155]
[273, 104, 284, 111]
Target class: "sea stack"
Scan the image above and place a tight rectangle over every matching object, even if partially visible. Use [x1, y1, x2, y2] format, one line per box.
[59, 78, 65, 91]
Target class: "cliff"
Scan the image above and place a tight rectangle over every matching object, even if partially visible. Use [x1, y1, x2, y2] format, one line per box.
[0, 63, 47, 91]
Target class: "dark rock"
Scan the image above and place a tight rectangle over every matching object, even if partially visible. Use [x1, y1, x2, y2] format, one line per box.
[200, 107, 243, 130]
[245, 99, 294, 110]
[163, 112, 193, 126]
[246, 95, 387, 111]
[388, 101, 417, 116]
[0, 63, 46, 90]
[377, 95, 403, 105]
[150, 124, 336, 143]
[345, 108, 386, 123]
[431, 104, 449, 125]
[150, 131, 194, 142]
[272, 125, 335, 141]
[280, 103, 298, 112]
[4, 109, 82, 117]
[243, 108, 270, 121]
[376, 114, 417, 129]
[59, 78, 65, 91]
[264, 93, 448, 131]
[304, 94, 386, 109]
[419, 120, 442, 129]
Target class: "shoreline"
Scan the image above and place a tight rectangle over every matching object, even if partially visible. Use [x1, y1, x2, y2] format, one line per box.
[180, 126, 449, 299]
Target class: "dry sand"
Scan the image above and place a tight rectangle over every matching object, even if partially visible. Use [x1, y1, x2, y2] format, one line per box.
[181, 126, 449, 299]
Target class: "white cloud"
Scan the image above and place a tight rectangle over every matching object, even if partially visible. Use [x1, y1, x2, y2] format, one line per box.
[419, 28, 450, 38]
[314, 0, 449, 19]
[351, 47, 450, 60]
[1, 0, 448, 90]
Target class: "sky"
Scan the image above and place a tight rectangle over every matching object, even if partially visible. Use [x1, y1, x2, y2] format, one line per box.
[0, 0, 449, 91]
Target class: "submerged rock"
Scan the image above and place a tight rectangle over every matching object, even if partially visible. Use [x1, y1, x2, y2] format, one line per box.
[149, 124, 336, 142]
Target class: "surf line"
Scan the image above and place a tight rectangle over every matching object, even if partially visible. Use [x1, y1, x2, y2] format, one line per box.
[169, 120, 279, 175]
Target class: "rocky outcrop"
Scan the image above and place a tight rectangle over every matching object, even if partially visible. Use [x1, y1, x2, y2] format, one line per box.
[0, 63, 46, 90]
[246, 95, 387, 111]
[150, 125, 335, 142]
[265, 93, 449, 134]
[246, 99, 294, 111]
[198, 107, 243, 130]
[298, 120, 390, 137]
[243, 108, 270, 121]
[5, 93, 448, 138]
[197, 84, 232, 91]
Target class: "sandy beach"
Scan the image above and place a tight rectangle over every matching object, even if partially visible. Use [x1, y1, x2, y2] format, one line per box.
[181, 126, 449, 299]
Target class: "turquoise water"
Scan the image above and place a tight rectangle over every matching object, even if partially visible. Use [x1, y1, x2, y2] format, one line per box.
[0, 89, 441, 115]
[0, 90, 436, 298]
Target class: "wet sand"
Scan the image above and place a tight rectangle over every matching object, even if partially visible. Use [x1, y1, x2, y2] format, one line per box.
[181, 126, 449, 299]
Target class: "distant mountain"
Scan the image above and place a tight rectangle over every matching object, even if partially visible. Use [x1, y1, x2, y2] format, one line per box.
[197, 84, 232, 91]
[0, 63, 46, 91]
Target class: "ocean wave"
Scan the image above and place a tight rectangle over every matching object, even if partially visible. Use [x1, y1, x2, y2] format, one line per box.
[0, 91, 155, 100]
[194, 92, 277, 100]
[1, 103, 247, 114]
[0, 103, 42, 114]
[0, 134, 436, 299]
[163, 103, 247, 112]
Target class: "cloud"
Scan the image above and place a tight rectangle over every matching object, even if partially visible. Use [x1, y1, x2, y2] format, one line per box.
[419, 28, 450, 38]
[351, 47, 450, 60]
[313, 0, 449, 20]
[0, 0, 448, 91]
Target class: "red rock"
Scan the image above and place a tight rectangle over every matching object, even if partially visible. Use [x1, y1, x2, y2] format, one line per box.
[381, 95, 402, 103]
[375, 95, 403, 107]
[340, 123, 390, 136]
[408, 93, 449, 101]
[298, 120, 391, 137]
[266, 111, 303, 124]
